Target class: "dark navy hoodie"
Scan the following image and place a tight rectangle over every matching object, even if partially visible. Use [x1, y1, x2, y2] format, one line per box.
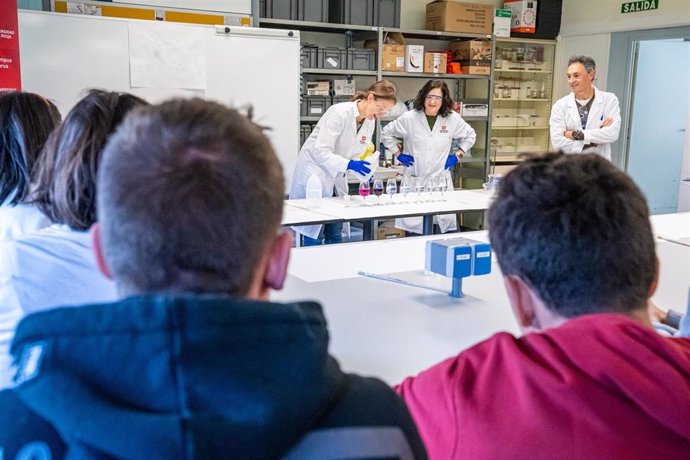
[0, 295, 426, 459]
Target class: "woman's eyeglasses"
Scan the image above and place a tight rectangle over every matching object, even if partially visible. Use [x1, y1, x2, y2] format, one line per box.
[375, 102, 391, 115]
[425, 94, 443, 101]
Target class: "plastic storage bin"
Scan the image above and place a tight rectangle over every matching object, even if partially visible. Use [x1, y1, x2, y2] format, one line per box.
[374, 0, 400, 27]
[262, 0, 297, 19]
[301, 96, 331, 117]
[318, 47, 347, 70]
[330, 0, 374, 26]
[330, 0, 399, 26]
[300, 124, 314, 146]
[332, 95, 352, 105]
[347, 48, 376, 70]
[297, 0, 329, 22]
[301, 45, 318, 68]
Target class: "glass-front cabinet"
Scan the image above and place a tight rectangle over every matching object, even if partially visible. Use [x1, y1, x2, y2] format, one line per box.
[490, 38, 556, 172]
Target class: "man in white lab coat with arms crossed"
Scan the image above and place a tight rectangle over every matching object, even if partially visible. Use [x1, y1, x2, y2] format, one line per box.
[550, 55, 621, 161]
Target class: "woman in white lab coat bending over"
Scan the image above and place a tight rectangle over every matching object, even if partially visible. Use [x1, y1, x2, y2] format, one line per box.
[290, 80, 397, 245]
[381, 79, 476, 234]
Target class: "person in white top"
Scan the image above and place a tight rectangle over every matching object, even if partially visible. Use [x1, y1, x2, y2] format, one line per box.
[0, 90, 148, 388]
[550, 55, 621, 161]
[290, 80, 397, 245]
[381, 79, 476, 234]
[0, 92, 61, 241]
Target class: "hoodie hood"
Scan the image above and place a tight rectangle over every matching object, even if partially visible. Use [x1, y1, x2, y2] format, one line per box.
[10, 295, 343, 459]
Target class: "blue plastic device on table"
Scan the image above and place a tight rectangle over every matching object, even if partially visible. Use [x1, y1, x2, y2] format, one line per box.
[425, 237, 492, 298]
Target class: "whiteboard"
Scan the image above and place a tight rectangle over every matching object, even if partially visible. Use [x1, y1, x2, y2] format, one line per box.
[18, 11, 300, 188]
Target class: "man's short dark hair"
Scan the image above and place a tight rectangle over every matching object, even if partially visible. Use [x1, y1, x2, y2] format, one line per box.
[568, 55, 596, 74]
[98, 98, 285, 296]
[488, 153, 656, 317]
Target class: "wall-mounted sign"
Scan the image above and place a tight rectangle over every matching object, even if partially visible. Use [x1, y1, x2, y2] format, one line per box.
[621, 0, 659, 13]
[0, 0, 21, 92]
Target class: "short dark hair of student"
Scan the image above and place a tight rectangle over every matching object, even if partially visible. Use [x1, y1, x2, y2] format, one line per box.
[97, 98, 285, 296]
[30, 90, 148, 230]
[412, 79, 453, 118]
[488, 153, 656, 317]
[0, 91, 61, 205]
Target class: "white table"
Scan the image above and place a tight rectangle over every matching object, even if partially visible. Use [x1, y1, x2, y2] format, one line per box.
[272, 213, 690, 384]
[283, 190, 492, 239]
[281, 202, 336, 227]
[650, 211, 690, 241]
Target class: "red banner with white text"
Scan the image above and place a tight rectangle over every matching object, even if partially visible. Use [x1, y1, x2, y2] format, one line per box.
[0, 0, 21, 92]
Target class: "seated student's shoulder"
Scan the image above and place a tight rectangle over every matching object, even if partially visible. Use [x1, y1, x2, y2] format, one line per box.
[287, 373, 428, 460]
[0, 389, 66, 459]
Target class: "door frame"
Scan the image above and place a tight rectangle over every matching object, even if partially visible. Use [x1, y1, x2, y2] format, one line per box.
[608, 26, 690, 170]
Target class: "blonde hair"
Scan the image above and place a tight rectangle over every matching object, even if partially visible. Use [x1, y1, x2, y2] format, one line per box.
[353, 80, 397, 102]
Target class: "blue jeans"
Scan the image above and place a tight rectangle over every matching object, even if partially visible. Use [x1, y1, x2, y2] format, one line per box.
[303, 223, 343, 246]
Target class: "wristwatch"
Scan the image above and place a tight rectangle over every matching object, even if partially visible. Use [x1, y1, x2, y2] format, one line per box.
[571, 130, 585, 141]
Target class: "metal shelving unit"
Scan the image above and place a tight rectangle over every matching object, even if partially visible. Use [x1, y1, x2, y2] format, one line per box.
[259, 18, 497, 195]
[491, 37, 557, 173]
[303, 68, 377, 76]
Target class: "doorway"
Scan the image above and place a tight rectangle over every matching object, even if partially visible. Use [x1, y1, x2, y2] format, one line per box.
[609, 26, 690, 215]
[627, 39, 689, 214]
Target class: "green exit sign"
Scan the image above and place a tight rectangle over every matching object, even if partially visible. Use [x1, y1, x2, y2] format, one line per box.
[621, 0, 659, 13]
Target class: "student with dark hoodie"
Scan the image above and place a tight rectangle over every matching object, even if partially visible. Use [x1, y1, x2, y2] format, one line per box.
[0, 98, 426, 459]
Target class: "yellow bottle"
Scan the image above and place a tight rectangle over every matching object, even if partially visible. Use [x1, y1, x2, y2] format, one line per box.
[359, 142, 375, 161]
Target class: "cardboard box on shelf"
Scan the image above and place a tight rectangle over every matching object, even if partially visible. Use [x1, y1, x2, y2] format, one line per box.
[424, 52, 447, 74]
[333, 79, 355, 95]
[462, 103, 488, 117]
[405, 45, 424, 73]
[306, 80, 330, 96]
[448, 40, 491, 75]
[383, 44, 406, 72]
[377, 227, 406, 240]
[425, 1, 493, 35]
[494, 8, 512, 37]
[504, 0, 537, 34]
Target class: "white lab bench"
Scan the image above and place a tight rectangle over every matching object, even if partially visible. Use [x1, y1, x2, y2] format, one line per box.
[272, 213, 690, 384]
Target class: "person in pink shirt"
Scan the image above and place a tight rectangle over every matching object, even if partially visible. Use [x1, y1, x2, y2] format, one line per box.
[396, 152, 690, 459]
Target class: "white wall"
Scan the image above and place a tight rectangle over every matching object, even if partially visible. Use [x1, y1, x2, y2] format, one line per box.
[560, 0, 690, 36]
[554, 0, 690, 98]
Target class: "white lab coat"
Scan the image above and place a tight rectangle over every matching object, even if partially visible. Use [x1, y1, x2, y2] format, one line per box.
[381, 110, 476, 234]
[550, 86, 621, 161]
[0, 224, 117, 388]
[289, 102, 374, 239]
[0, 203, 51, 242]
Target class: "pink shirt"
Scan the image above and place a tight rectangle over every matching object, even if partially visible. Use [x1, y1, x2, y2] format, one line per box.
[397, 314, 690, 459]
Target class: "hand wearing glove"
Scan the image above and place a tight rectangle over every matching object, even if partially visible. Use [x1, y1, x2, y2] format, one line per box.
[347, 160, 372, 177]
[397, 153, 415, 167]
[445, 155, 459, 170]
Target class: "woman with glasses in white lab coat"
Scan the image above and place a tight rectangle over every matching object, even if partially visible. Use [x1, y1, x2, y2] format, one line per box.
[290, 80, 397, 245]
[381, 79, 476, 234]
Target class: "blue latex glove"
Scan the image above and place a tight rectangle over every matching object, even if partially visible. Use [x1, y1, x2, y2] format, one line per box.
[347, 160, 372, 176]
[397, 153, 415, 167]
[445, 155, 459, 170]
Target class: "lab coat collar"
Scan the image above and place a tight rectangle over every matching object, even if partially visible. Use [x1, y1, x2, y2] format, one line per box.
[567, 85, 601, 107]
